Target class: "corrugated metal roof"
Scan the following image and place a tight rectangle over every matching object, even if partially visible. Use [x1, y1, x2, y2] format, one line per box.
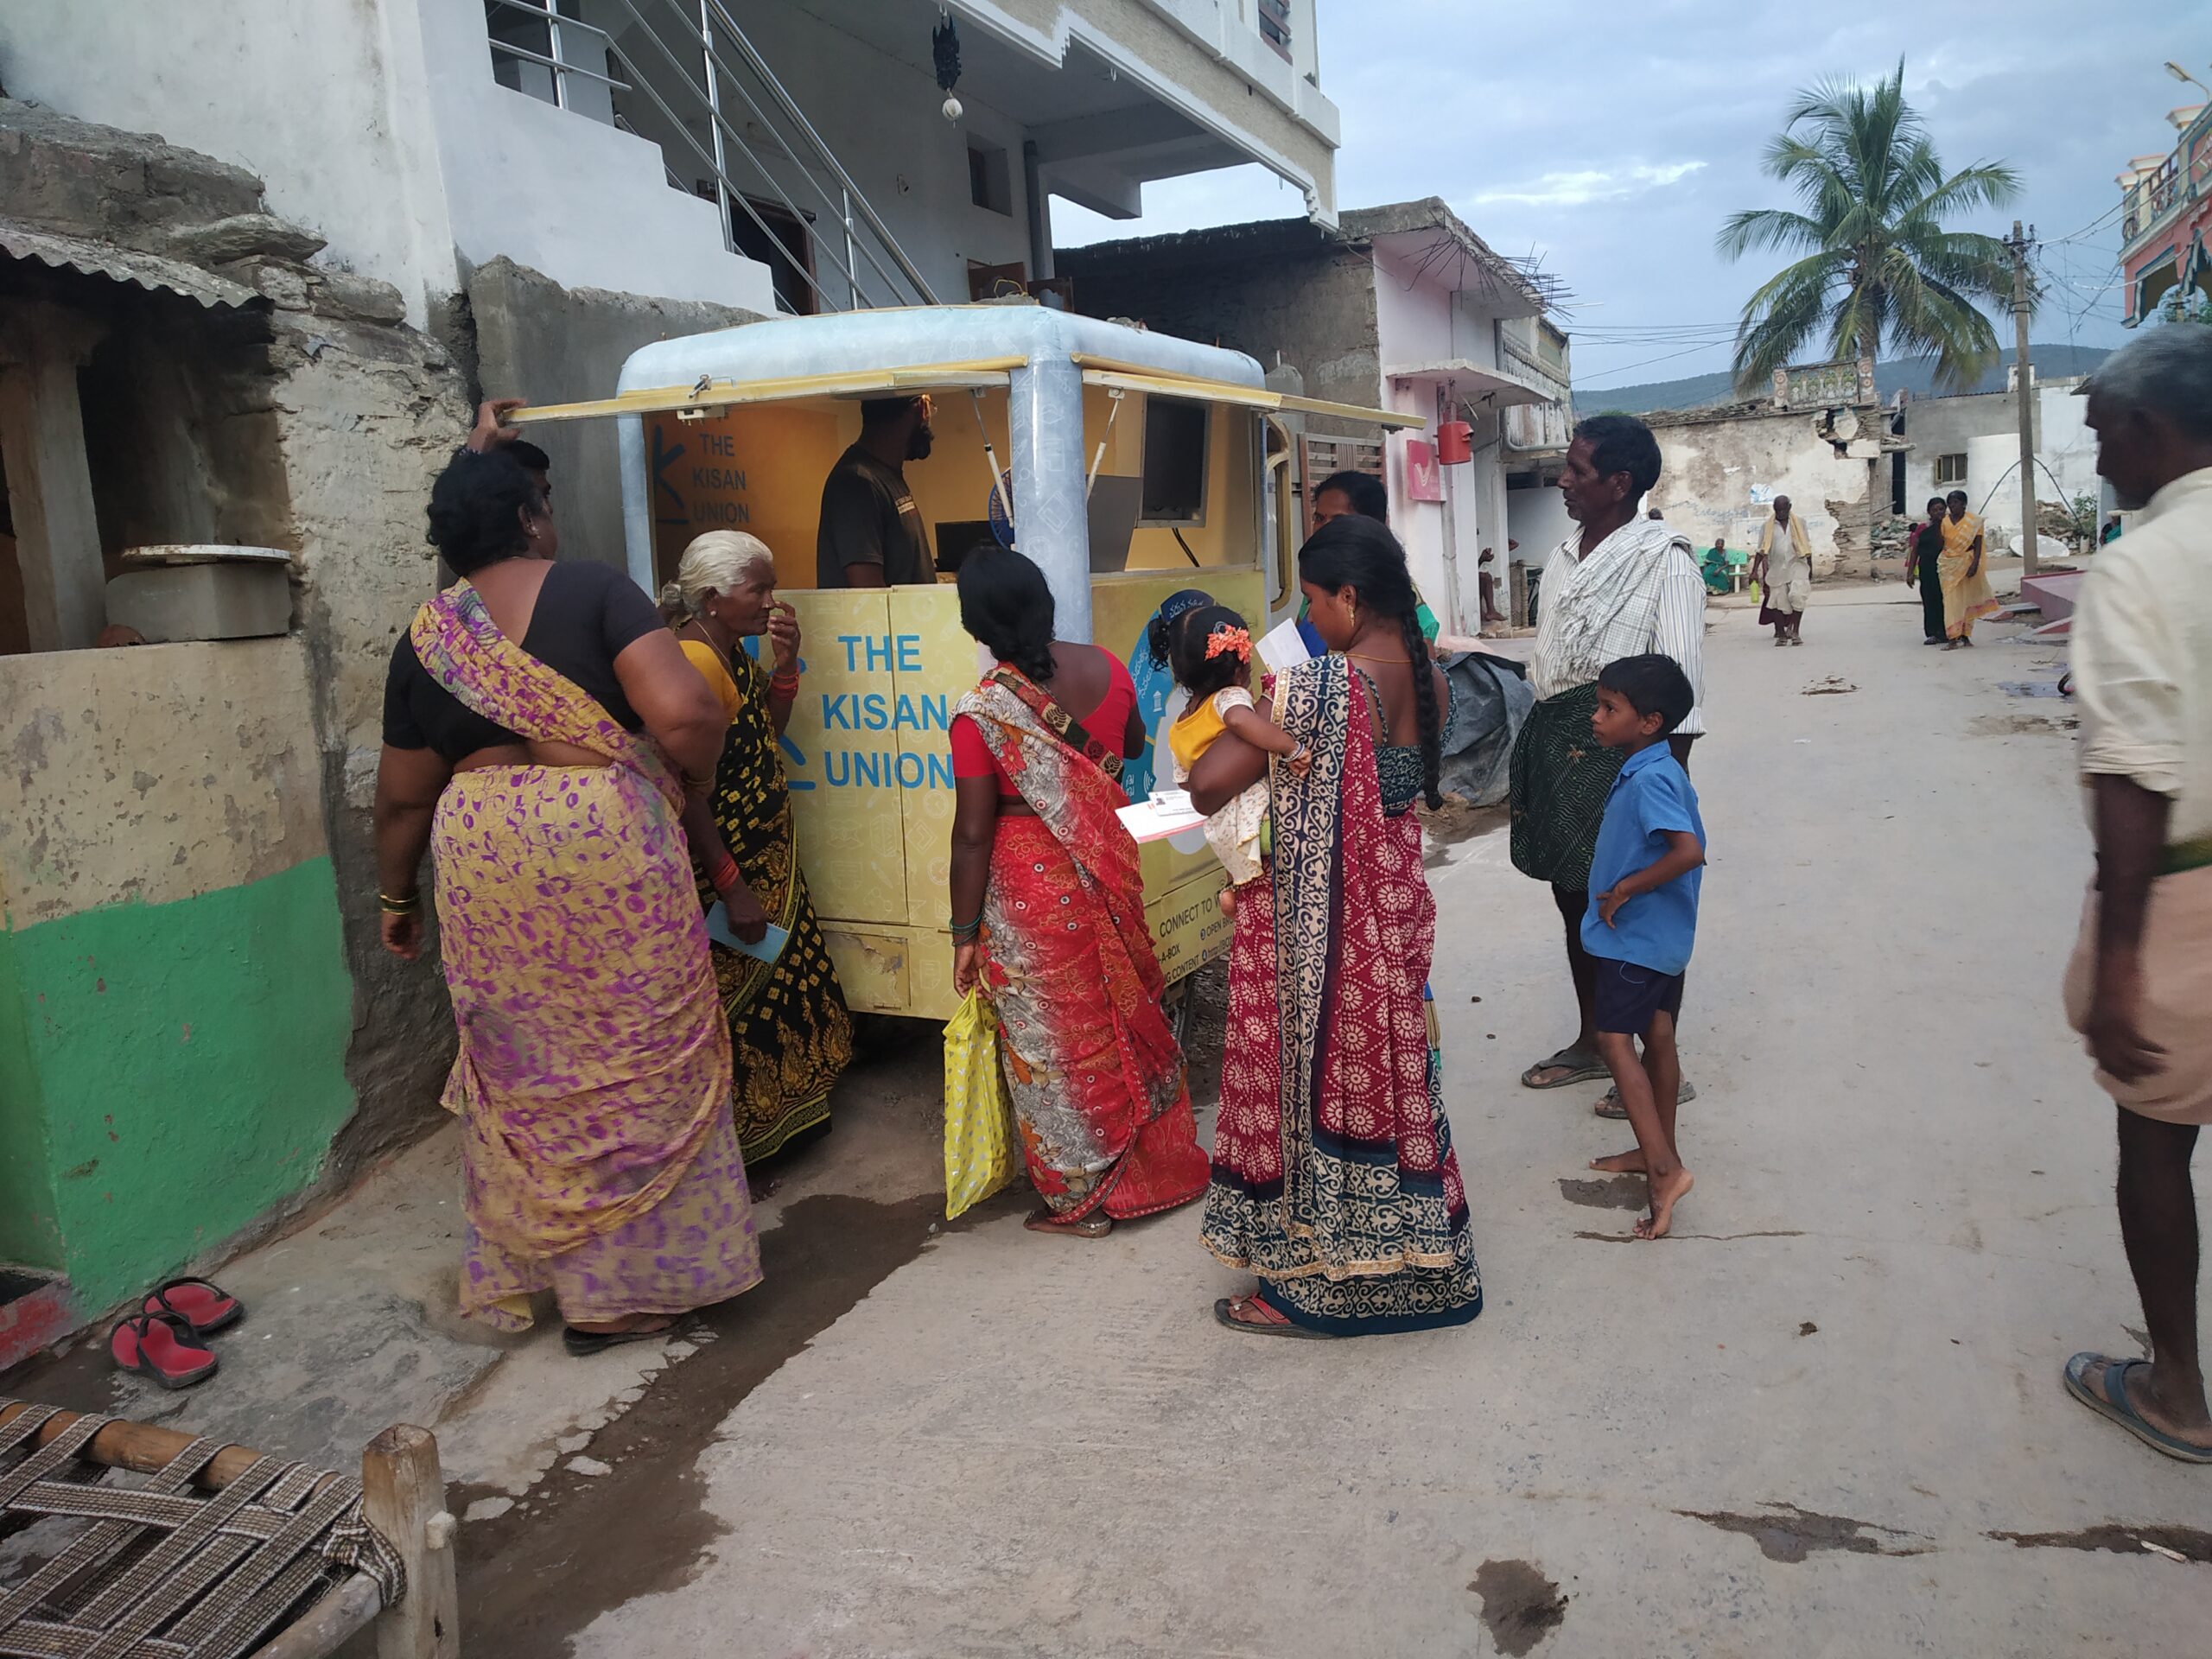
[0, 220, 260, 309]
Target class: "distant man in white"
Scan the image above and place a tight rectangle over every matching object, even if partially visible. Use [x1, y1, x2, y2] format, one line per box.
[2059, 324, 2212, 1465]
[1751, 496, 1814, 646]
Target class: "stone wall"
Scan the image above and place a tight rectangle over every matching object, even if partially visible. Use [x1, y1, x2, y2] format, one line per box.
[467, 257, 763, 578]
[1644, 406, 1877, 578]
[0, 99, 473, 1280]
[1058, 226, 1380, 435]
[0, 639, 356, 1312]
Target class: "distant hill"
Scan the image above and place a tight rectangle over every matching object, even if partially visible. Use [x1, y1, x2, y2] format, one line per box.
[1583, 344, 2113, 415]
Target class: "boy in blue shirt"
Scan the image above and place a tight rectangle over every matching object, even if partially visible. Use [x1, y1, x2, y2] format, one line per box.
[1580, 653, 1707, 1239]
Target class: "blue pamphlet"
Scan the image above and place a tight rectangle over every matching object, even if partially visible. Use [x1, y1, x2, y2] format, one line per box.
[705, 902, 791, 964]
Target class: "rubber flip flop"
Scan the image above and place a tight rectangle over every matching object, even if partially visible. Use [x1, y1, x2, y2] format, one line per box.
[1595, 1079, 1700, 1120]
[143, 1276, 244, 1336]
[111, 1313, 219, 1390]
[1522, 1049, 1606, 1090]
[563, 1323, 676, 1357]
[2063, 1352, 2212, 1464]
[1213, 1296, 1334, 1339]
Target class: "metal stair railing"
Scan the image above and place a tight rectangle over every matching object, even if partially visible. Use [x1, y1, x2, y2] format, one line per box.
[490, 0, 938, 312]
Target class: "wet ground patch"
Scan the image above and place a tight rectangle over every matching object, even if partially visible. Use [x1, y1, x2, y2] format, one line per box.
[453, 1190, 996, 1658]
[1556, 1175, 1645, 1211]
[1469, 1559, 1567, 1655]
[1679, 1503, 1926, 1563]
[1990, 1524, 2212, 1564]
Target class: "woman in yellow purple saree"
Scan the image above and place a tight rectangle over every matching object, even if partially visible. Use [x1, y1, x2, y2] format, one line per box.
[376, 435, 761, 1353]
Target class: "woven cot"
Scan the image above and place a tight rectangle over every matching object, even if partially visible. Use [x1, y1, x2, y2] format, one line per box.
[0, 1400, 409, 1659]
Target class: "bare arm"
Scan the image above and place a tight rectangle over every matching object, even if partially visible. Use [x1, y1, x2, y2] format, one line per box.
[764, 602, 802, 736]
[613, 627, 728, 782]
[949, 773, 999, 995]
[2084, 773, 2171, 1083]
[1220, 699, 1306, 767]
[1186, 726, 1269, 815]
[1594, 830, 1705, 926]
[372, 744, 452, 960]
[843, 563, 887, 589]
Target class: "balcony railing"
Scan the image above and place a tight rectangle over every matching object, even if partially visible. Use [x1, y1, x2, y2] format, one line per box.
[2120, 114, 2212, 254]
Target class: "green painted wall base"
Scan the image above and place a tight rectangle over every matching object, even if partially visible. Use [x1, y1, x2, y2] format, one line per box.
[0, 856, 358, 1311]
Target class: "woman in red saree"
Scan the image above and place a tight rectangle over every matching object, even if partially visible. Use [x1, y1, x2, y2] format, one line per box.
[1192, 515, 1483, 1335]
[946, 548, 1210, 1236]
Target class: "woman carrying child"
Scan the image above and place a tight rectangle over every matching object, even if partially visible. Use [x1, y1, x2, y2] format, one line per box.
[1160, 603, 1310, 916]
[1189, 515, 1484, 1337]
[946, 548, 1210, 1237]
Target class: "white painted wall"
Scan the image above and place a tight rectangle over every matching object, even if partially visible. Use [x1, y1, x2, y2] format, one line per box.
[720, 4, 1045, 306]
[1368, 245, 1529, 633]
[1507, 482, 1573, 569]
[0, 0, 459, 326]
[416, 0, 775, 313]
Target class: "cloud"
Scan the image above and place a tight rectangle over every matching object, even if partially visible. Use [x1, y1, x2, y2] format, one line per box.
[1473, 162, 1707, 208]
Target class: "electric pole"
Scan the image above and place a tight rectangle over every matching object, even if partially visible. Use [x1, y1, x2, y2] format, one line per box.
[2007, 220, 2039, 578]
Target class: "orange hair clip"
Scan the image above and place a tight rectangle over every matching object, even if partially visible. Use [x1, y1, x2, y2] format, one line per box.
[1205, 626, 1253, 663]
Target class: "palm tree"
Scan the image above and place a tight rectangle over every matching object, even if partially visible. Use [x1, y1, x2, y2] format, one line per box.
[1719, 61, 2023, 394]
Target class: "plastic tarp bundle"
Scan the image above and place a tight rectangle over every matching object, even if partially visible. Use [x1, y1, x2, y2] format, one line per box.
[1437, 651, 1533, 807]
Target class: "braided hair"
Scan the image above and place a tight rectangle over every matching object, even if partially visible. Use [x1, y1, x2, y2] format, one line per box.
[1145, 588, 1215, 671]
[1299, 513, 1444, 810]
[956, 545, 1057, 683]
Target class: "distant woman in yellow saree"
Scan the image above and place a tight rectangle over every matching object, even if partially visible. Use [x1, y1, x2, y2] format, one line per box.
[375, 431, 762, 1355]
[1940, 488, 2004, 648]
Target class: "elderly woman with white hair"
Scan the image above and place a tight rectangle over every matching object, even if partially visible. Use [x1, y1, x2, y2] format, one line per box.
[665, 530, 853, 1163]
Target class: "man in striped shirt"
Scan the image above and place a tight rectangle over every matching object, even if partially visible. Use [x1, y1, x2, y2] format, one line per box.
[1510, 415, 1707, 1100]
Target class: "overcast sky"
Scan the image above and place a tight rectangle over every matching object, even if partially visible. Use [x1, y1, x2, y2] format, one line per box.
[1052, 1, 2198, 390]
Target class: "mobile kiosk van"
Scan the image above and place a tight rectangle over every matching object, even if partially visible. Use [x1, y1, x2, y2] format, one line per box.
[513, 302, 1419, 1020]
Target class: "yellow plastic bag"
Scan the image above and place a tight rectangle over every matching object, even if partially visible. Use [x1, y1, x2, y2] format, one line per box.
[943, 989, 1019, 1219]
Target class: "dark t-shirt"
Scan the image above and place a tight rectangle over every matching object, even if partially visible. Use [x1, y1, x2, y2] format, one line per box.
[815, 443, 932, 586]
[381, 560, 664, 762]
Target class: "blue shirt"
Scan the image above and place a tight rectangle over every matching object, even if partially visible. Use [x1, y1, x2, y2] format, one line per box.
[1580, 743, 1705, 975]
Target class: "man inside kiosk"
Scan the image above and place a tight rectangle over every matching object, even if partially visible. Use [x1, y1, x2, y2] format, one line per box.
[815, 394, 938, 588]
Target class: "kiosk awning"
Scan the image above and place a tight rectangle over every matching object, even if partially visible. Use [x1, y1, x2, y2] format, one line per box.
[1073, 359, 1425, 429]
[506, 359, 1025, 423]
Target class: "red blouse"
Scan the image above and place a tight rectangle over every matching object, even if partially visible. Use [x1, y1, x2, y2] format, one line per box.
[949, 653, 1139, 796]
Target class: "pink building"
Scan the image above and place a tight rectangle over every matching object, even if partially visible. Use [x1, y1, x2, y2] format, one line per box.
[2119, 100, 2212, 324]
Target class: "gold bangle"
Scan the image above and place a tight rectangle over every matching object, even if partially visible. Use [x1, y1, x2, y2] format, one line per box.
[379, 891, 421, 913]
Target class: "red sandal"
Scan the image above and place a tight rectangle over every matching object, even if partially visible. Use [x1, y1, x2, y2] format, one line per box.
[111, 1313, 219, 1390]
[142, 1276, 245, 1336]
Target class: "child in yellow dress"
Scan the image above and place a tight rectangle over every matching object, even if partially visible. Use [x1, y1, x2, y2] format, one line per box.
[1162, 605, 1309, 914]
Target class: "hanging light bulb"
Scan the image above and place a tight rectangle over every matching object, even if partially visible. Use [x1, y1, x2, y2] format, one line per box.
[933, 12, 963, 123]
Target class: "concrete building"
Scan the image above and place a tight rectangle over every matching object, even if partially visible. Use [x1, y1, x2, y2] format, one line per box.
[1643, 360, 1891, 577]
[2116, 94, 2211, 325]
[1895, 373, 2101, 550]
[0, 1, 1344, 1349]
[1058, 199, 1571, 634]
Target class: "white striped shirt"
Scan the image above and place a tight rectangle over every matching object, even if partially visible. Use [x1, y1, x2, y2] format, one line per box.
[1534, 530, 1709, 736]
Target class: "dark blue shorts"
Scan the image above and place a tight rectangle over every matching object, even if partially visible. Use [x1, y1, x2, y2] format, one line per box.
[1592, 957, 1686, 1036]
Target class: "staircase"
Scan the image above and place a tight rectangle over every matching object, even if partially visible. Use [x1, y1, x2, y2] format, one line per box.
[485, 0, 938, 314]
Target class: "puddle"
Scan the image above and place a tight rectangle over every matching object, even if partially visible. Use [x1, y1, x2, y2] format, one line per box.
[1469, 1559, 1567, 1656]
[1680, 1503, 1926, 1563]
[454, 1191, 995, 1658]
[1989, 1525, 2212, 1564]
[1557, 1175, 1644, 1211]
[1999, 680, 2067, 699]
